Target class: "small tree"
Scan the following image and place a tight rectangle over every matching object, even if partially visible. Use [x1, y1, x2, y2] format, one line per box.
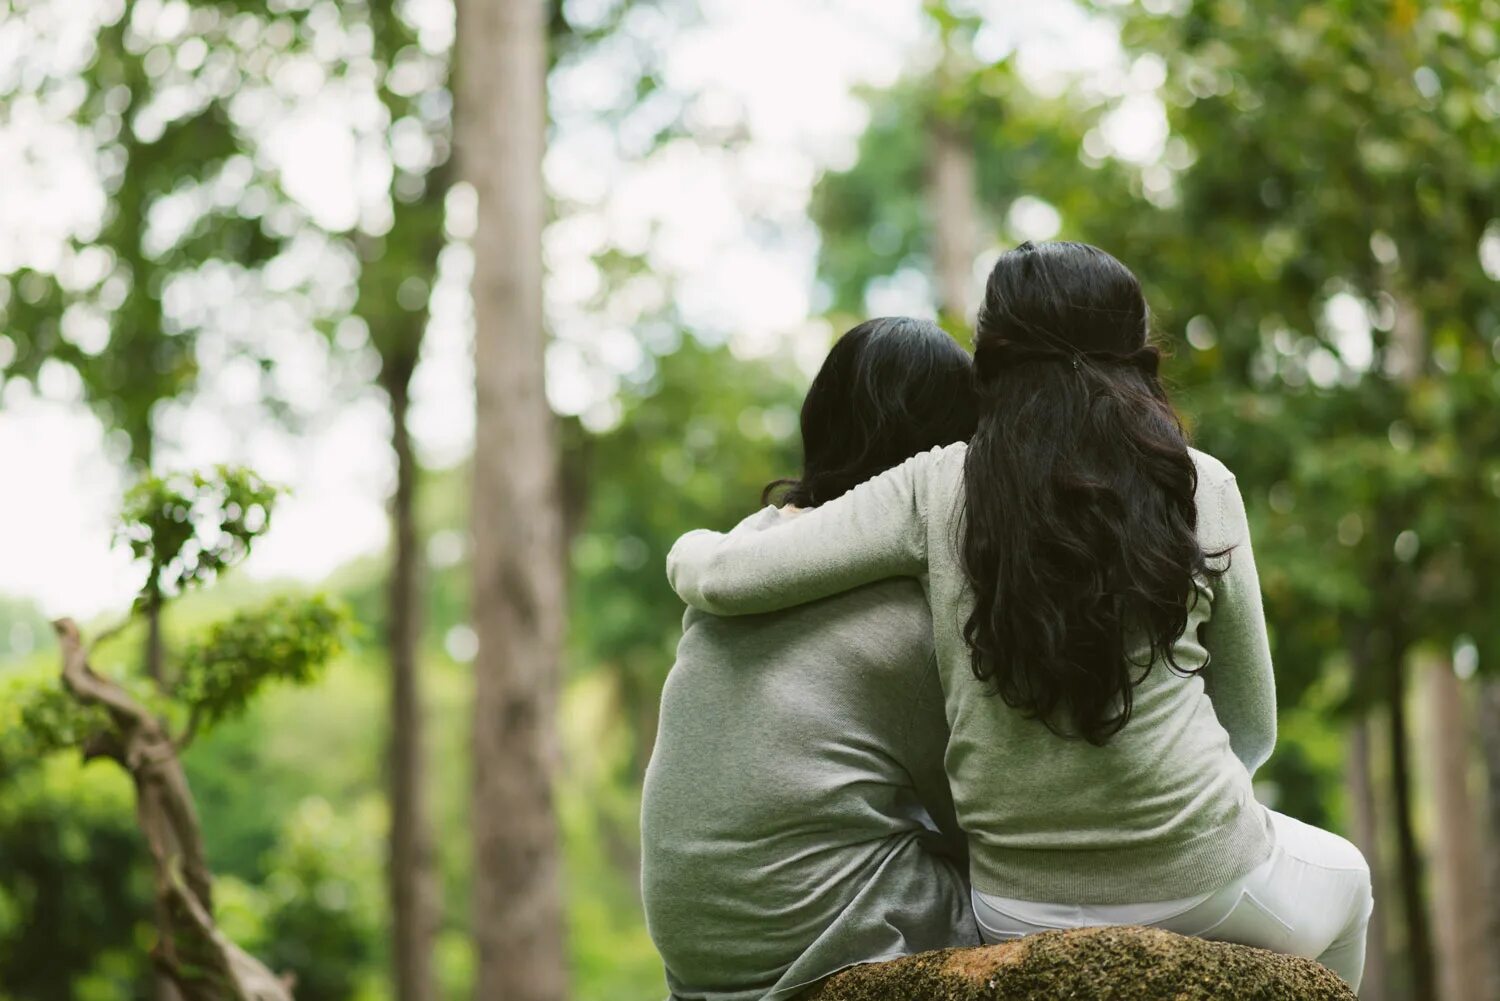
[7, 468, 345, 1000]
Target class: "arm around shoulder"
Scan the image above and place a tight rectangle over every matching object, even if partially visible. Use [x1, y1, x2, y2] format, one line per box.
[663, 446, 949, 616]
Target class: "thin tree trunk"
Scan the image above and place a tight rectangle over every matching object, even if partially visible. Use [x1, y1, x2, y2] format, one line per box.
[1381, 293, 1438, 1001]
[1419, 659, 1488, 1001]
[928, 119, 977, 323]
[1388, 654, 1437, 1001]
[1346, 716, 1390, 1001]
[458, 0, 568, 998]
[142, 424, 174, 1001]
[926, 21, 977, 325]
[1478, 678, 1500, 1001]
[385, 366, 440, 1001]
[144, 591, 178, 1001]
[146, 596, 165, 682]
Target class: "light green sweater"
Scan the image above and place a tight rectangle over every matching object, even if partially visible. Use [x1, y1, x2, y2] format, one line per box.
[668, 443, 1277, 904]
[643, 508, 980, 1001]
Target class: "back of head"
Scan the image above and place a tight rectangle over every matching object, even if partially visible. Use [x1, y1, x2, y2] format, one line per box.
[962, 241, 1220, 744]
[766, 317, 977, 508]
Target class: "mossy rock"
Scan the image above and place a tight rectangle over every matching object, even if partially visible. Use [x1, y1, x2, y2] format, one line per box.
[803, 926, 1355, 1001]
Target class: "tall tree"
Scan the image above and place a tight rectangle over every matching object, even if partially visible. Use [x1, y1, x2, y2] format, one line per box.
[1420, 656, 1488, 1001]
[380, 325, 441, 1001]
[3, 1, 456, 990]
[925, 4, 981, 324]
[0, 7, 303, 995]
[1344, 713, 1390, 1001]
[0, 0, 286, 704]
[1481, 682, 1500, 999]
[458, 0, 568, 998]
[344, 6, 457, 996]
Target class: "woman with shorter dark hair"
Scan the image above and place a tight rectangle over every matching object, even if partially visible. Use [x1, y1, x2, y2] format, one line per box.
[642, 317, 982, 1000]
[668, 243, 1374, 988]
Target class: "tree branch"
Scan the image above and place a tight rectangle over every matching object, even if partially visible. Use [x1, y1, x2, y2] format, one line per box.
[51, 617, 296, 1001]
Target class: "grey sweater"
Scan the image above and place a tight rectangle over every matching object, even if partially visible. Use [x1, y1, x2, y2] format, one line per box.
[668, 444, 1277, 904]
[642, 508, 980, 1001]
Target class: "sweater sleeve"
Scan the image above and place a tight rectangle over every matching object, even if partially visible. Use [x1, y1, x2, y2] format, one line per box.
[1199, 472, 1278, 777]
[665, 448, 938, 616]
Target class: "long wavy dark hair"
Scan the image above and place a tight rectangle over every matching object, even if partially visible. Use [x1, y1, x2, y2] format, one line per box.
[961, 241, 1225, 745]
[765, 316, 978, 508]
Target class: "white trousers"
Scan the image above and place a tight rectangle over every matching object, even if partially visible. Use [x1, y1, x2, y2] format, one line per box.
[971, 810, 1374, 991]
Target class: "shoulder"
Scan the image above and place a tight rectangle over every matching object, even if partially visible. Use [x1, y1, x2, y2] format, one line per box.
[1188, 448, 1243, 513]
[899, 440, 967, 472]
[1188, 448, 1251, 545]
[909, 440, 968, 492]
[930, 440, 968, 468]
[845, 440, 966, 512]
[1188, 447, 1237, 488]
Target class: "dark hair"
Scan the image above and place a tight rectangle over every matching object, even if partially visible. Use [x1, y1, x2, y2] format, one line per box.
[764, 317, 978, 509]
[961, 241, 1225, 745]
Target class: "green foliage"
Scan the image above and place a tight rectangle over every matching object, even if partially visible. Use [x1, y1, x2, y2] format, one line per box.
[175, 594, 347, 730]
[1088, 0, 1500, 698]
[0, 756, 149, 1001]
[812, 62, 1131, 322]
[14, 2, 1495, 999]
[0, 461, 347, 996]
[255, 797, 385, 1001]
[0, 1, 308, 465]
[117, 467, 280, 608]
[568, 338, 801, 775]
[11, 683, 112, 759]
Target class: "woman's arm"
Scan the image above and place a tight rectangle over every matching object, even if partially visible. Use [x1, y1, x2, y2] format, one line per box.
[1199, 473, 1278, 778]
[666, 447, 946, 616]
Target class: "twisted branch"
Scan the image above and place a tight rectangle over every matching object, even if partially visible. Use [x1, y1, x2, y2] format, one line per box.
[52, 618, 294, 1001]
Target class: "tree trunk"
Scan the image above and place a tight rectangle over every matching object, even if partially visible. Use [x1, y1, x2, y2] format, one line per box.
[928, 119, 977, 324]
[926, 22, 977, 326]
[133, 403, 177, 1001]
[457, 0, 568, 998]
[144, 591, 178, 1001]
[1381, 294, 1438, 1001]
[1345, 716, 1390, 1001]
[1388, 655, 1437, 1001]
[385, 366, 440, 1001]
[53, 619, 293, 1001]
[1419, 659, 1489, 1001]
[1478, 678, 1500, 1001]
[146, 595, 165, 682]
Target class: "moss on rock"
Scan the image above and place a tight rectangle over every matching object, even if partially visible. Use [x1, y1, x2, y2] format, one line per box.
[803, 926, 1355, 1001]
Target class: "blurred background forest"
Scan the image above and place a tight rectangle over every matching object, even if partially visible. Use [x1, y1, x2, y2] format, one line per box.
[1, 0, 1498, 999]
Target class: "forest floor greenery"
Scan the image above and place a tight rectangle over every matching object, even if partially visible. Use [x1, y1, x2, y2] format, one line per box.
[0, 535, 665, 1001]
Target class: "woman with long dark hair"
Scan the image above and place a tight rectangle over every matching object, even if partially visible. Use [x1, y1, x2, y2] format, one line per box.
[667, 243, 1373, 987]
[643, 317, 982, 1000]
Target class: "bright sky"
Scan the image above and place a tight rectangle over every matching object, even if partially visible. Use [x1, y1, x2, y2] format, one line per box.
[0, 0, 1131, 628]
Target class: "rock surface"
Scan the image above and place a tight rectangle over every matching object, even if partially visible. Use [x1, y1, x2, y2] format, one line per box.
[803, 926, 1356, 1001]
